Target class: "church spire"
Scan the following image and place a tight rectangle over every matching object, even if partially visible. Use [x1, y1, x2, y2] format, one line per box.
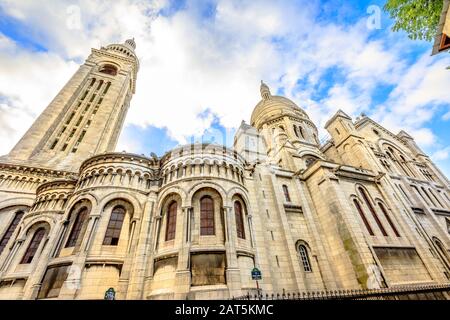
[260, 80, 271, 100]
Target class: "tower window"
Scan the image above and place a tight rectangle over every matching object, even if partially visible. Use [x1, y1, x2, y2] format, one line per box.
[80, 90, 88, 100]
[99, 65, 118, 76]
[75, 117, 83, 127]
[282, 185, 291, 202]
[103, 82, 111, 94]
[50, 139, 59, 150]
[165, 201, 177, 241]
[96, 80, 104, 91]
[200, 196, 215, 236]
[20, 228, 46, 264]
[65, 112, 75, 125]
[0, 211, 24, 255]
[297, 244, 312, 272]
[234, 201, 245, 239]
[103, 206, 125, 246]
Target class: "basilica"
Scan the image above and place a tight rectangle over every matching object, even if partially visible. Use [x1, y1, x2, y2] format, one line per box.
[0, 39, 449, 300]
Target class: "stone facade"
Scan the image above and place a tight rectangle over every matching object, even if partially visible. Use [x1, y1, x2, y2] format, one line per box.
[0, 41, 449, 300]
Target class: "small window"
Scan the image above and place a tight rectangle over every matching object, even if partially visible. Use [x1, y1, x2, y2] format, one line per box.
[282, 185, 291, 202]
[234, 201, 245, 239]
[200, 196, 215, 236]
[99, 64, 118, 76]
[21, 228, 46, 264]
[165, 202, 177, 241]
[297, 244, 312, 272]
[373, 129, 380, 136]
[103, 206, 125, 246]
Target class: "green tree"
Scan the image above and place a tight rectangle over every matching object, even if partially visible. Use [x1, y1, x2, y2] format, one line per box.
[384, 0, 443, 41]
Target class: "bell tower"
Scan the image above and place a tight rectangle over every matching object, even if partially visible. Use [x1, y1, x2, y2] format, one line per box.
[1, 39, 139, 172]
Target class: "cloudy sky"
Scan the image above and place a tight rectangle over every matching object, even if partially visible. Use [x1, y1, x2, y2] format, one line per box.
[0, 0, 449, 176]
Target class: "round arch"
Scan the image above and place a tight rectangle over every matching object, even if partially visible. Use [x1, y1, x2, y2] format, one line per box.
[185, 181, 227, 207]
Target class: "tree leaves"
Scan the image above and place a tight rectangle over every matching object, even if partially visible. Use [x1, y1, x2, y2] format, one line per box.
[384, 0, 443, 41]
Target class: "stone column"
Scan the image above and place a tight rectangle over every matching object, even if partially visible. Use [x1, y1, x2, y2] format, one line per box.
[223, 206, 241, 297]
[125, 199, 155, 299]
[174, 206, 192, 299]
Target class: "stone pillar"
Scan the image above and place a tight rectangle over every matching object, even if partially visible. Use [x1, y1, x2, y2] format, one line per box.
[223, 206, 241, 297]
[174, 206, 193, 299]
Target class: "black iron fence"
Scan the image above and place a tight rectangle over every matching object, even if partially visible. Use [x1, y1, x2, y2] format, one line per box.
[232, 283, 450, 300]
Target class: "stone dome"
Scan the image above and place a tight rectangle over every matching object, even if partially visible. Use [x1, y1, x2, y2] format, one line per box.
[250, 82, 310, 128]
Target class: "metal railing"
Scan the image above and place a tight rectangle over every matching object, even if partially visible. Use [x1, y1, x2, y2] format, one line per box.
[232, 283, 450, 300]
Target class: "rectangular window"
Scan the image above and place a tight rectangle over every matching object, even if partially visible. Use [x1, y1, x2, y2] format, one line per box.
[190, 253, 226, 286]
[37, 265, 70, 299]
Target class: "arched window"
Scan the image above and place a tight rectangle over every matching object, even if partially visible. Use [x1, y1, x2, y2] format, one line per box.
[378, 202, 400, 237]
[20, 228, 46, 264]
[65, 207, 89, 248]
[96, 79, 104, 90]
[421, 187, 436, 207]
[411, 185, 429, 205]
[293, 125, 299, 138]
[359, 187, 387, 236]
[103, 206, 125, 246]
[297, 244, 312, 272]
[99, 64, 118, 76]
[282, 185, 291, 202]
[0, 211, 24, 255]
[200, 196, 215, 235]
[298, 126, 304, 138]
[234, 201, 245, 239]
[429, 189, 444, 208]
[433, 238, 450, 271]
[165, 201, 177, 241]
[353, 199, 374, 236]
[103, 82, 111, 94]
[396, 184, 412, 205]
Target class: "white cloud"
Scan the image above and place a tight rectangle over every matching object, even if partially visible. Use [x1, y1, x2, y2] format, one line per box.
[0, 0, 449, 161]
[432, 147, 450, 161]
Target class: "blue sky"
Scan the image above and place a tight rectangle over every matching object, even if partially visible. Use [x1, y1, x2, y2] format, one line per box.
[0, 0, 449, 176]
